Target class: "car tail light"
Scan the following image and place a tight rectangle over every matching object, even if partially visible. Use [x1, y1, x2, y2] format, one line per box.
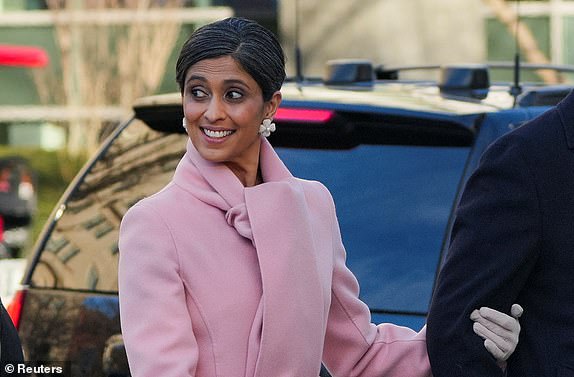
[275, 108, 334, 123]
[6, 288, 27, 330]
[0, 44, 49, 68]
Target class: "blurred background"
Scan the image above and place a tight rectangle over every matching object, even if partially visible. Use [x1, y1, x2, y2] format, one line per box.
[0, 0, 573, 301]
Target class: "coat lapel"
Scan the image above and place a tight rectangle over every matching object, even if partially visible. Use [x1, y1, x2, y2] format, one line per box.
[557, 89, 574, 149]
[246, 179, 325, 376]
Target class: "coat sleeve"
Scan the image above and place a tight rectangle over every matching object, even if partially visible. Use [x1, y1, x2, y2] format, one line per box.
[1, 298, 24, 367]
[426, 135, 541, 377]
[118, 202, 198, 377]
[321, 192, 432, 377]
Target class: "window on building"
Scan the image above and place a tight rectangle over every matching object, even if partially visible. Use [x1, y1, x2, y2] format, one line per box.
[488, 0, 574, 82]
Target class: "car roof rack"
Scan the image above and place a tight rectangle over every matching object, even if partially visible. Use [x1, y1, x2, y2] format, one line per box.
[323, 59, 375, 85]
[438, 64, 490, 100]
[375, 61, 574, 79]
[376, 62, 574, 103]
[326, 60, 491, 100]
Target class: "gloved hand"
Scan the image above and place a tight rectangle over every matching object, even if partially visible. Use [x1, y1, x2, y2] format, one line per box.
[470, 304, 523, 361]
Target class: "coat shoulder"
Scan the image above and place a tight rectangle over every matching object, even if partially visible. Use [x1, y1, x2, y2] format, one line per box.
[511, 95, 574, 147]
[293, 178, 336, 214]
[295, 177, 333, 201]
[121, 182, 191, 228]
[487, 105, 564, 164]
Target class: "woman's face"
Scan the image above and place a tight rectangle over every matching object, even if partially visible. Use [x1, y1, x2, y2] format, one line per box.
[183, 55, 281, 174]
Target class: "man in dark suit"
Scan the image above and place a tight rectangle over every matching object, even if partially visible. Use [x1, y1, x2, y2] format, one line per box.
[1, 298, 24, 376]
[426, 89, 574, 377]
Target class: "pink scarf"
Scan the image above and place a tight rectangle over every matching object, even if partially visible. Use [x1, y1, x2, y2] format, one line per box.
[173, 137, 326, 376]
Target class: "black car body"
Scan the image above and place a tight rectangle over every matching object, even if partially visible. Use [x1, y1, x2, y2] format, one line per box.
[8, 61, 573, 376]
[0, 156, 36, 258]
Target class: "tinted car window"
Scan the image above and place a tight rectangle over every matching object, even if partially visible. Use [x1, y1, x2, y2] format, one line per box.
[30, 120, 187, 291]
[276, 144, 469, 327]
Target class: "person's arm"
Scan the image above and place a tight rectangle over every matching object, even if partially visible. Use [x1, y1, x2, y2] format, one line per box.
[0, 299, 24, 368]
[119, 202, 198, 377]
[321, 192, 432, 377]
[427, 135, 540, 377]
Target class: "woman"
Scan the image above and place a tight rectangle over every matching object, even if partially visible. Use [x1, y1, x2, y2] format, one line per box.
[119, 17, 521, 377]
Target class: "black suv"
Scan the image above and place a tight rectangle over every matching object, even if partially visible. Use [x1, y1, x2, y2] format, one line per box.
[8, 61, 573, 376]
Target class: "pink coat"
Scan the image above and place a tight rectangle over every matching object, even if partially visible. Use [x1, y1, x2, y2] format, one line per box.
[118, 137, 431, 377]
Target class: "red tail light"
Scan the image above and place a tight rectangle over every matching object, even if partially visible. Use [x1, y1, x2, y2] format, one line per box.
[6, 289, 27, 330]
[0, 45, 49, 68]
[275, 108, 334, 123]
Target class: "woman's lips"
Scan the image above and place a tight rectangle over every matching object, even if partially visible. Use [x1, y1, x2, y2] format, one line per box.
[201, 127, 235, 141]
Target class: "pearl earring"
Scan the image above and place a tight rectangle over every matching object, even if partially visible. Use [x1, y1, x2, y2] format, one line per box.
[259, 118, 276, 137]
[182, 117, 188, 132]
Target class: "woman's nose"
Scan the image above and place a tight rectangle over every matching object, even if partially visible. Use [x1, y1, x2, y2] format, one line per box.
[204, 98, 226, 122]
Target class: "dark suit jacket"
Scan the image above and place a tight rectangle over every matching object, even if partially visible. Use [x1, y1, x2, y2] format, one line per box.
[426, 90, 574, 377]
[1, 298, 24, 376]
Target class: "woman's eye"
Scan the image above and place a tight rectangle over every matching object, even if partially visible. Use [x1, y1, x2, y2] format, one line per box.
[226, 90, 243, 100]
[190, 88, 208, 99]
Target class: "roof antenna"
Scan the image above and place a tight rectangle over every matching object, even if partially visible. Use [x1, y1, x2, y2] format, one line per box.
[294, 0, 303, 84]
[510, 0, 523, 107]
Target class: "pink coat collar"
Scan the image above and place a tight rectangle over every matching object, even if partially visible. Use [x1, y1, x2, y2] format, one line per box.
[173, 138, 294, 242]
[175, 137, 292, 205]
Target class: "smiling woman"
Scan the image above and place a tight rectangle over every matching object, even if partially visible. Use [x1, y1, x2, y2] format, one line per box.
[181, 55, 281, 186]
[118, 17, 522, 377]
[176, 18, 284, 188]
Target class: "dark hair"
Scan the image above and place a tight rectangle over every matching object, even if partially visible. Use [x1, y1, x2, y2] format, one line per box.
[176, 17, 286, 101]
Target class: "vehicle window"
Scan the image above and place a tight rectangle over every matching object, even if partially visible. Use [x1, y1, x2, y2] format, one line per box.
[276, 144, 470, 315]
[30, 120, 187, 291]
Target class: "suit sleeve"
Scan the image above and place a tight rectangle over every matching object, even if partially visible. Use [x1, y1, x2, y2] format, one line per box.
[118, 202, 198, 377]
[426, 135, 541, 377]
[1, 299, 24, 371]
[322, 192, 432, 377]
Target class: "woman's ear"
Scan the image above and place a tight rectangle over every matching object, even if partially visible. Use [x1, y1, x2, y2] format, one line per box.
[265, 91, 282, 118]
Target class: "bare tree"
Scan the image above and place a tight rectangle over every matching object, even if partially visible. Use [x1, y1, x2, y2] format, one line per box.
[482, 0, 562, 84]
[32, 0, 185, 156]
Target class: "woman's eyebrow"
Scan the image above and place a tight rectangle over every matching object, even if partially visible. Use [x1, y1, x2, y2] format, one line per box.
[184, 76, 252, 89]
[224, 79, 254, 91]
[185, 75, 206, 86]
[224, 79, 248, 86]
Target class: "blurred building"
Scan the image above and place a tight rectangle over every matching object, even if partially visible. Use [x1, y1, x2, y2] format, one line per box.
[1, 0, 574, 150]
[279, 0, 486, 78]
[279, 0, 574, 80]
[211, 0, 277, 33]
[0, 0, 234, 150]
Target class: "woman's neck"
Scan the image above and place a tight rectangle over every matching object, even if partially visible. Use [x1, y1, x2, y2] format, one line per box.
[223, 138, 263, 187]
[225, 161, 262, 187]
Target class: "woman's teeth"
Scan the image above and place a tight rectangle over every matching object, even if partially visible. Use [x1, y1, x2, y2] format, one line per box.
[203, 128, 234, 138]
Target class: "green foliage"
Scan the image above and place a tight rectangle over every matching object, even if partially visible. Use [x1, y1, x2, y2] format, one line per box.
[0, 146, 87, 257]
